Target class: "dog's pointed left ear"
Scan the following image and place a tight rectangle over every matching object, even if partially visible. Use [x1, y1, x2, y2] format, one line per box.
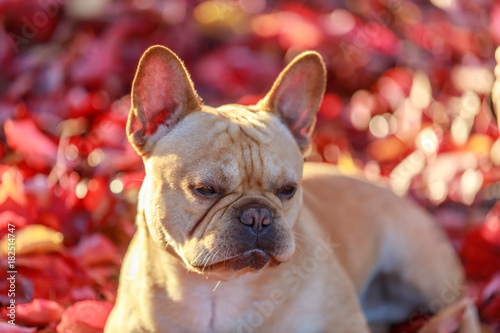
[259, 51, 326, 152]
[128, 45, 201, 156]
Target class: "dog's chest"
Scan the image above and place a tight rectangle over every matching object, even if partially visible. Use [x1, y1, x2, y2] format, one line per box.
[209, 293, 246, 332]
[158, 282, 254, 333]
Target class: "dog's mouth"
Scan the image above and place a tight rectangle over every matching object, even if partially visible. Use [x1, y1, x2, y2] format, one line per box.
[192, 249, 280, 273]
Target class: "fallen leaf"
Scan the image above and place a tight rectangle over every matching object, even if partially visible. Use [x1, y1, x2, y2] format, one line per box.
[4, 119, 58, 170]
[71, 233, 119, 266]
[0, 225, 64, 256]
[14, 298, 64, 326]
[0, 322, 36, 333]
[0, 167, 27, 206]
[56, 300, 113, 333]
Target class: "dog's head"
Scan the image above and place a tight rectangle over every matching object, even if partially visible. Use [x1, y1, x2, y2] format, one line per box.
[128, 46, 326, 280]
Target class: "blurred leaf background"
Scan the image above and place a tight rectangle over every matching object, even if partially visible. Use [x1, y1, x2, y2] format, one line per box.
[0, 0, 500, 331]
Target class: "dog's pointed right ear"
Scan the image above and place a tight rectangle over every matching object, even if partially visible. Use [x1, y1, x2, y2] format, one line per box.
[127, 45, 201, 156]
[258, 52, 326, 153]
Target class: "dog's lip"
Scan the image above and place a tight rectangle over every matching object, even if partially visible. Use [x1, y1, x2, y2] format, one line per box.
[194, 249, 279, 273]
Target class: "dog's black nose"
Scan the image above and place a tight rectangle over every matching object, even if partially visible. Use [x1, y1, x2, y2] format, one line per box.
[239, 205, 272, 231]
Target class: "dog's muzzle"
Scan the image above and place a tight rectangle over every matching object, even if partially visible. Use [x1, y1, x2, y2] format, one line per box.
[189, 200, 288, 274]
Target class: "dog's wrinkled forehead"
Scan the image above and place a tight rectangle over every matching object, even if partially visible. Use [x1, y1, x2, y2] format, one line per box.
[148, 104, 302, 187]
[154, 104, 296, 152]
[212, 104, 296, 142]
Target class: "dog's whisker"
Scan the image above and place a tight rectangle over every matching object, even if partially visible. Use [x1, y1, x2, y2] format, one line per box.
[163, 241, 173, 251]
[207, 249, 223, 272]
[192, 249, 208, 265]
[212, 281, 221, 292]
[292, 232, 308, 254]
[292, 230, 309, 242]
[200, 253, 211, 274]
[201, 248, 218, 273]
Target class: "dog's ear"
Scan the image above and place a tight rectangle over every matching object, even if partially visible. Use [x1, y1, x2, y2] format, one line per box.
[259, 52, 326, 152]
[127, 45, 201, 155]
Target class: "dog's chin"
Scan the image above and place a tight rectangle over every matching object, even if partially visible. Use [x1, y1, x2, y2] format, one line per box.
[190, 249, 281, 281]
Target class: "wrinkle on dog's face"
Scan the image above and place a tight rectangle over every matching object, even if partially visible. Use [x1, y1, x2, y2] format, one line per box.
[142, 105, 303, 279]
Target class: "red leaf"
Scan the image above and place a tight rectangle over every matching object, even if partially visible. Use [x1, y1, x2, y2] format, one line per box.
[0, 322, 36, 333]
[237, 94, 265, 106]
[81, 177, 110, 213]
[481, 202, 500, 247]
[461, 226, 500, 280]
[491, 4, 500, 44]
[482, 275, 500, 321]
[117, 170, 145, 190]
[4, 119, 57, 170]
[0, 267, 34, 306]
[318, 93, 343, 120]
[0, 210, 28, 239]
[15, 299, 64, 326]
[71, 234, 119, 267]
[56, 300, 113, 333]
[13, 253, 88, 304]
[483, 293, 500, 321]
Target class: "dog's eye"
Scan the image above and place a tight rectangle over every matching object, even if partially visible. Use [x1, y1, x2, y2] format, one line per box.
[278, 186, 296, 198]
[196, 186, 216, 196]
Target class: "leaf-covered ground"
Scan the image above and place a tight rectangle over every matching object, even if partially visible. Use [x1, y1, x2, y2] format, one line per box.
[0, 0, 499, 332]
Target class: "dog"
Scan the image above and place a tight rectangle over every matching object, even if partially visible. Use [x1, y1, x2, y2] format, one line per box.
[105, 45, 480, 332]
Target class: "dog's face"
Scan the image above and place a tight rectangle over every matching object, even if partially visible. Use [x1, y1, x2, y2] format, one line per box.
[128, 46, 325, 280]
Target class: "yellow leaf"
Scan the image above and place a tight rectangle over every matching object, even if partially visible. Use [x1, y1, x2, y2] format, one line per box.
[466, 134, 493, 155]
[1, 225, 64, 257]
[338, 153, 359, 175]
[0, 167, 27, 206]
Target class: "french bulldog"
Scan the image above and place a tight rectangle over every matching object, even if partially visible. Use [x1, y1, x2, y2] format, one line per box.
[105, 46, 480, 333]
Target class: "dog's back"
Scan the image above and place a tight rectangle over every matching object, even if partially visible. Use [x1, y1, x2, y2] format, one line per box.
[302, 162, 479, 331]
